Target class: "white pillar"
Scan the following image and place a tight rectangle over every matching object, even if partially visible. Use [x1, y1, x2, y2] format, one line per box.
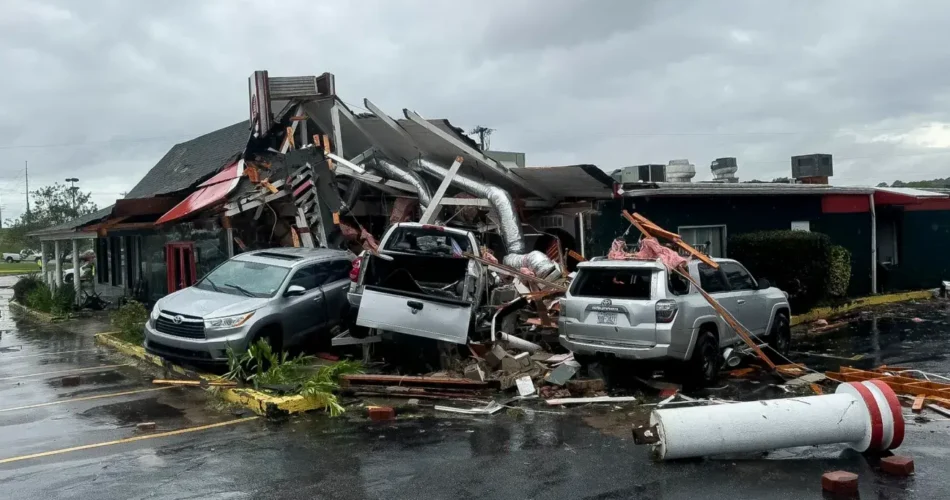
[870, 193, 878, 294]
[40, 241, 49, 284]
[647, 381, 903, 460]
[72, 239, 81, 304]
[53, 240, 62, 288]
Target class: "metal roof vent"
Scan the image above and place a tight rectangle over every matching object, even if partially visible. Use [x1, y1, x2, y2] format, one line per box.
[711, 157, 739, 183]
[666, 159, 696, 182]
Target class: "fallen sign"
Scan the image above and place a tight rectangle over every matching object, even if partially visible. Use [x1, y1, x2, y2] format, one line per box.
[635, 380, 905, 461]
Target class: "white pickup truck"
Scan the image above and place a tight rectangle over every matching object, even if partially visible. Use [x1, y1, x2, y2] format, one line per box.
[347, 223, 486, 344]
[3, 250, 40, 264]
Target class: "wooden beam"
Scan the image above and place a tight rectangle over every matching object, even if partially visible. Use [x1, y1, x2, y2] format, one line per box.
[621, 210, 718, 269]
[326, 153, 366, 175]
[364, 98, 419, 150]
[912, 394, 926, 413]
[419, 156, 463, 223]
[349, 147, 376, 166]
[279, 104, 304, 154]
[462, 252, 567, 292]
[403, 108, 554, 201]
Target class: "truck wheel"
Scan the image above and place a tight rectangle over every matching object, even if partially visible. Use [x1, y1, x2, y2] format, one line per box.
[687, 330, 720, 387]
[765, 312, 791, 361]
[4, 257, 12, 263]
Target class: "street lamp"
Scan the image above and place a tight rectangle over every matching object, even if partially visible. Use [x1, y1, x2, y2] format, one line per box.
[65, 178, 79, 211]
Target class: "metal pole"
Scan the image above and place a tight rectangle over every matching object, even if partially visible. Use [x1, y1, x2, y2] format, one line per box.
[72, 239, 81, 305]
[24, 161, 30, 220]
[870, 193, 877, 295]
[577, 212, 586, 259]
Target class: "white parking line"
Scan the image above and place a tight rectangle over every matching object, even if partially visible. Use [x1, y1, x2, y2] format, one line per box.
[0, 386, 176, 413]
[0, 364, 132, 381]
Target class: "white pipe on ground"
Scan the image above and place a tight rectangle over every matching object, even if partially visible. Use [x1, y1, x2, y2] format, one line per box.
[647, 380, 904, 461]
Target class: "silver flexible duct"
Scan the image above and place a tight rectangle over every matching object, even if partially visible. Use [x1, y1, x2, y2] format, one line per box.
[410, 158, 560, 279]
[371, 157, 432, 209]
[410, 158, 525, 254]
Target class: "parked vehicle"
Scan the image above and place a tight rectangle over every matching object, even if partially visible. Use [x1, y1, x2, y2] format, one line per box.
[348, 223, 486, 344]
[144, 247, 353, 363]
[558, 257, 790, 386]
[2, 252, 21, 263]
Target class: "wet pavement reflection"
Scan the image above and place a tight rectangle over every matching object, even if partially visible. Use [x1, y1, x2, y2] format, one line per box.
[1, 274, 948, 499]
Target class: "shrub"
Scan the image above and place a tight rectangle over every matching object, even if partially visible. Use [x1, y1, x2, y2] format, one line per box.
[729, 230, 851, 310]
[26, 285, 53, 312]
[13, 273, 43, 304]
[827, 245, 852, 298]
[110, 300, 148, 344]
[51, 285, 76, 316]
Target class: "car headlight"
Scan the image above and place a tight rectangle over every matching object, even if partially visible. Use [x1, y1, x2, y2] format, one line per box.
[205, 312, 255, 330]
[150, 306, 161, 321]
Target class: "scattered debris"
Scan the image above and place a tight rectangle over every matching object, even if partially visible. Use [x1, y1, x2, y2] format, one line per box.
[566, 378, 606, 396]
[515, 376, 536, 397]
[435, 401, 504, 415]
[136, 422, 157, 432]
[544, 361, 580, 386]
[783, 372, 827, 388]
[821, 471, 859, 496]
[546, 396, 637, 406]
[367, 406, 396, 421]
[879, 455, 915, 476]
[912, 394, 926, 413]
[464, 364, 486, 382]
[152, 379, 237, 387]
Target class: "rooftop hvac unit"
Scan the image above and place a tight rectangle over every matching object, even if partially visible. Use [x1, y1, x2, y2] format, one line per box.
[791, 154, 833, 179]
[620, 164, 666, 184]
[666, 159, 696, 182]
[711, 157, 739, 183]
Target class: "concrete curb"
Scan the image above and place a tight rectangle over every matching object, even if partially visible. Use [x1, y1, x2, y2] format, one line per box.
[94, 333, 323, 417]
[8, 301, 63, 323]
[790, 290, 933, 326]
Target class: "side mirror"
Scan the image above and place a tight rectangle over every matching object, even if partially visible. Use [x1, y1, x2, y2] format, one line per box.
[285, 285, 306, 297]
[756, 278, 771, 290]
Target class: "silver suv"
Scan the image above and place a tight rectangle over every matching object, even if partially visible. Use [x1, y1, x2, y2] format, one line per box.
[144, 248, 353, 363]
[559, 258, 790, 385]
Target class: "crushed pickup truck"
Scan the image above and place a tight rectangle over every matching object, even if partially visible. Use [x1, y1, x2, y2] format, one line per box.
[348, 223, 487, 344]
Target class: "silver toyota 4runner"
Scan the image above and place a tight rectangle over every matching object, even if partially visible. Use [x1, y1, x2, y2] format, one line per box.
[559, 257, 790, 386]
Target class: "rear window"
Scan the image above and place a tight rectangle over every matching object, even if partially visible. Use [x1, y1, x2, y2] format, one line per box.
[571, 268, 654, 299]
[383, 227, 471, 256]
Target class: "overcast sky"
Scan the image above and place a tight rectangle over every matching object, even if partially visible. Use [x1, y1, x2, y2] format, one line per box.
[2, 0, 950, 220]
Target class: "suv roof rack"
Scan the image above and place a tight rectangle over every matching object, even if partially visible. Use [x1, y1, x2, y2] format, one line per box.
[253, 251, 303, 261]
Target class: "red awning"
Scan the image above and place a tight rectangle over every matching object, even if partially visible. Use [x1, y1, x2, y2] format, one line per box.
[156, 162, 243, 225]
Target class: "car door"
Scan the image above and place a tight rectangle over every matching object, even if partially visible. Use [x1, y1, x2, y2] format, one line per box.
[719, 261, 767, 334]
[282, 264, 329, 345]
[696, 262, 737, 344]
[319, 259, 352, 327]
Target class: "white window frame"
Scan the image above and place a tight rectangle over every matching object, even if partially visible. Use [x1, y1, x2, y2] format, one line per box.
[677, 224, 728, 257]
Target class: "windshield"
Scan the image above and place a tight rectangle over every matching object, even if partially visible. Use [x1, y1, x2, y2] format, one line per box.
[383, 227, 471, 257]
[194, 259, 290, 298]
[571, 267, 655, 300]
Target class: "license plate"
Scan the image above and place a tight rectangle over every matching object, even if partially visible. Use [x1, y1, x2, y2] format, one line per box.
[597, 312, 617, 325]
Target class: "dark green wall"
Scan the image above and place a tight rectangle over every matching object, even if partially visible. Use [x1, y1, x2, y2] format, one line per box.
[588, 195, 873, 296]
[891, 210, 950, 291]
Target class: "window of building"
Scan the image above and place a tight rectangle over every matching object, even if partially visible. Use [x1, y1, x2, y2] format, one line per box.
[109, 237, 123, 286]
[96, 238, 110, 284]
[678, 225, 727, 258]
[720, 261, 756, 291]
[697, 263, 729, 293]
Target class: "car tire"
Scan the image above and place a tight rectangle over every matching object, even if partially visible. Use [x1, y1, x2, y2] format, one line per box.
[765, 312, 791, 362]
[4, 257, 12, 263]
[64, 274, 74, 284]
[686, 330, 720, 388]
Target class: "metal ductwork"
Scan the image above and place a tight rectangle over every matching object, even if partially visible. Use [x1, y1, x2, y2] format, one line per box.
[410, 158, 560, 279]
[371, 157, 433, 209]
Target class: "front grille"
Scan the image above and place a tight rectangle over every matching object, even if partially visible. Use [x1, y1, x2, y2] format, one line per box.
[146, 340, 213, 361]
[155, 311, 205, 339]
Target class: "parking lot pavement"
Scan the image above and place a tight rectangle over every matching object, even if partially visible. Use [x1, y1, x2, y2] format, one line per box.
[2, 272, 949, 499]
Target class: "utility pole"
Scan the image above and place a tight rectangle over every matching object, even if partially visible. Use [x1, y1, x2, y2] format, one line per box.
[65, 177, 79, 211]
[24, 160, 30, 221]
[470, 126, 494, 150]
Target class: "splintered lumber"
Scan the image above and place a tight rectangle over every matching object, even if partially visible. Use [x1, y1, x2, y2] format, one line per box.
[826, 367, 950, 400]
[621, 210, 718, 269]
[462, 252, 568, 292]
[152, 379, 237, 387]
[912, 395, 926, 413]
[341, 374, 495, 389]
[546, 396, 638, 405]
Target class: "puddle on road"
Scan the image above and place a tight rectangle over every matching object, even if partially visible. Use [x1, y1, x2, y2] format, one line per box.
[79, 398, 186, 426]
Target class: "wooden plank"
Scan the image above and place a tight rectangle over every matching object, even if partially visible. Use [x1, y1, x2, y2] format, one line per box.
[342, 374, 491, 388]
[152, 379, 236, 387]
[419, 156, 463, 224]
[912, 394, 926, 413]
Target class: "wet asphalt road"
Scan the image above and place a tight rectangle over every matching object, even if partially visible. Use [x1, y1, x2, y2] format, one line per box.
[1, 274, 950, 499]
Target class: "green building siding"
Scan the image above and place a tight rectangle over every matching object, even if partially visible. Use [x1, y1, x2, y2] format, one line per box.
[891, 210, 950, 291]
[588, 195, 873, 296]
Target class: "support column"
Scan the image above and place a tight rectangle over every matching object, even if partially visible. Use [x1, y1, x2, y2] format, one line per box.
[870, 193, 877, 295]
[40, 241, 48, 284]
[72, 239, 81, 305]
[54, 240, 62, 288]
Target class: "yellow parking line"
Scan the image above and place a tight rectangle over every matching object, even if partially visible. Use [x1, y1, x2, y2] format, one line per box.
[0, 364, 131, 381]
[1, 349, 100, 360]
[0, 416, 259, 465]
[0, 386, 177, 413]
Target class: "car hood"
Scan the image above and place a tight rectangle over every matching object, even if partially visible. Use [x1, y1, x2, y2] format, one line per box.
[157, 286, 269, 318]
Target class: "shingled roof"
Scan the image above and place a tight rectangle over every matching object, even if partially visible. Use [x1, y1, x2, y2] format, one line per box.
[124, 120, 249, 199]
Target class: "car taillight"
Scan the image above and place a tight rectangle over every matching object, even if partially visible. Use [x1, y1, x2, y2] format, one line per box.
[655, 299, 677, 323]
[349, 258, 361, 282]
